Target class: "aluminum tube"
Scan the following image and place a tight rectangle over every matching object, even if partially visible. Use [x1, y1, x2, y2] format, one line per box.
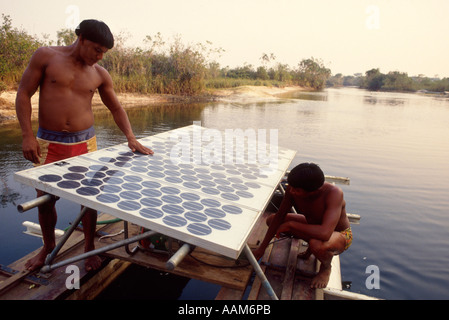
[244, 244, 279, 300]
[40, 230, 157, 273]
[166, 243, 192, 271]
[17, 194, 55, 213]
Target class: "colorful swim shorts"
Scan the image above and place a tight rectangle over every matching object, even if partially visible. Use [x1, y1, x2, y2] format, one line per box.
[340, 227, 353, 251]
[35, 126, 97, 166]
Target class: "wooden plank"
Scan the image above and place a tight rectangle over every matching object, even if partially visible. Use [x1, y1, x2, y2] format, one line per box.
[0, 214, 119, 300]
[280, 238, 301, 300]
[65, 259, 132, 300]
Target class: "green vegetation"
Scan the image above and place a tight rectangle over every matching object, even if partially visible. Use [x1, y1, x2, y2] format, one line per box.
[0, 15, 331, 96]
[3, 15, 447, 96]
[327, 68, 449, 93]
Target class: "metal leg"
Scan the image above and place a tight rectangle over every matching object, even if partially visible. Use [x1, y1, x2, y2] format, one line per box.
[244, 244, 279, 300]
[40, 230, 157, 273]
[44, 207, 88, 266]
[124, 221, 139, 255]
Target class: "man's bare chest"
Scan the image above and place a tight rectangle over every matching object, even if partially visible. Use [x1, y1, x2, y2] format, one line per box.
[44, 60, 101, 93]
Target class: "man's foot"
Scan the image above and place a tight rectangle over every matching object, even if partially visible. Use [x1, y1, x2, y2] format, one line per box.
[85, 255, 103, 272]
[311, 264, 332, 289]
[25, 246, 53, 271]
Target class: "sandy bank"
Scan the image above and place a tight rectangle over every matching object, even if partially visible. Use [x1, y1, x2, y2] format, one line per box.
[0, 85, 305, 123]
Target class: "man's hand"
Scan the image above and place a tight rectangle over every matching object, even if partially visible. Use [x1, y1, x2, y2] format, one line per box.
[128, 138, 154, 155]
[22, 136, 41, 164]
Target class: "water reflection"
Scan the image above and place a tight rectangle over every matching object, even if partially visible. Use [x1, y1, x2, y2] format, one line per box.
[2, 88, 449, 299]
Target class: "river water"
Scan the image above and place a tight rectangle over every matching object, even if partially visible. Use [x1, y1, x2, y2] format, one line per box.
[1, 87, 448, 300]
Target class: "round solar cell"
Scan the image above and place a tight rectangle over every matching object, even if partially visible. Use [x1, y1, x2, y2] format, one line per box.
[160, 186, 180, 194]
[99, 157, 116, 163]
[103, 177, 123, 184]
[105, 170, 125, 177]
[114, 162, 131, 168]
[184, 211, 207, 222]
[63, 173, 84, 180]
[97, 193, 120, 203]
[142, 181, 161, 189]
[180, 192, 200, 201]
[204, 207, 226, 218]
[89, 165, 108, 171]
[76, 187, 100, 196]
[200, 198, 221, 207]
[140, 207, 164, 219]
[162, 204, 184, 215]
[161, 195, 182, 204]
[81, 179, 102, 187]
[187, 223, 212, 236]
[85, 171, 106, 179]
[57, 180, 80, 189]
[163, 215, 187, 228]
[182, 201, 204, 211]
[100, 185, 122, 193]
[222, 205, 243, 215]
[183, 181, 201, 189]
[140, 197, 163, 207]
[120, 191, 142, 200]
[221, 193, 240, 201]
[123, 175, 143, 183]
[165, 176, 183, 184]
[141, 189, 162, 198]
[236, 190, 254, 198]
[147, 171, 164, 178]
[122, 182, 142, 191]
[130, 166, 148, 173]
[117, 200, 141, 211]
[208, 219, 231, 231]
[68, 166, 89, 173]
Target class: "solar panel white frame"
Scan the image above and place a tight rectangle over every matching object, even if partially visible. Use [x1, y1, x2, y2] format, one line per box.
[15, 125, 296, 259]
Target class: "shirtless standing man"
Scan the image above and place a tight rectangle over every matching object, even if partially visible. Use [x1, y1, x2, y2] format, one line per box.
[253, 163, 352, 289]
[15, 19, 153, 272]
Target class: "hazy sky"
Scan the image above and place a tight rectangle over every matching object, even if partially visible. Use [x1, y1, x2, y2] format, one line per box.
[3, 0, 449, 77]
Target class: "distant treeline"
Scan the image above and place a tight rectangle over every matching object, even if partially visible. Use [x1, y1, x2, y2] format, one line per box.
[327, 68, 449, 93]
[1, 15, 330, 95]
[3, 15, 446, 96]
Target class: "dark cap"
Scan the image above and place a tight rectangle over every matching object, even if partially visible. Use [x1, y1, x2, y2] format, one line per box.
[75, 19, 114, 49]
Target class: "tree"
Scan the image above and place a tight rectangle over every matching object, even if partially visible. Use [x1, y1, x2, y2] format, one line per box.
[296, 57, 331, 89]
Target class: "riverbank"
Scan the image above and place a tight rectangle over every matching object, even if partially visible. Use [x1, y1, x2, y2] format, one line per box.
[0, 85, 305, 123]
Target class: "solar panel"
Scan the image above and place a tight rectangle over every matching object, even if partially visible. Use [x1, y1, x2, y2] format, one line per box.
[14, 125, 296, 259]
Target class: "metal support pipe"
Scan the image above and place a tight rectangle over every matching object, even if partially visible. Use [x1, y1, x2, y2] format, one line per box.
[44, 207, 88, 266]
[40, 230, 157, 273]
[243, 244, 279, 300]
[166, 243, 193, 271]
[17, 194, 56, 213]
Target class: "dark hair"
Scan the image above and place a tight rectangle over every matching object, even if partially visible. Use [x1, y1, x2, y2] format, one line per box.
[287, 163, 325, 192]
[75, 19, 114, 49]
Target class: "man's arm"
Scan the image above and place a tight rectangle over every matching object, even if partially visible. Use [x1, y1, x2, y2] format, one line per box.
[253, 188, 293, 260]
[277, 187, 343, 242]
[15, 48, 47, 164]
[97, 66, 153, 155]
